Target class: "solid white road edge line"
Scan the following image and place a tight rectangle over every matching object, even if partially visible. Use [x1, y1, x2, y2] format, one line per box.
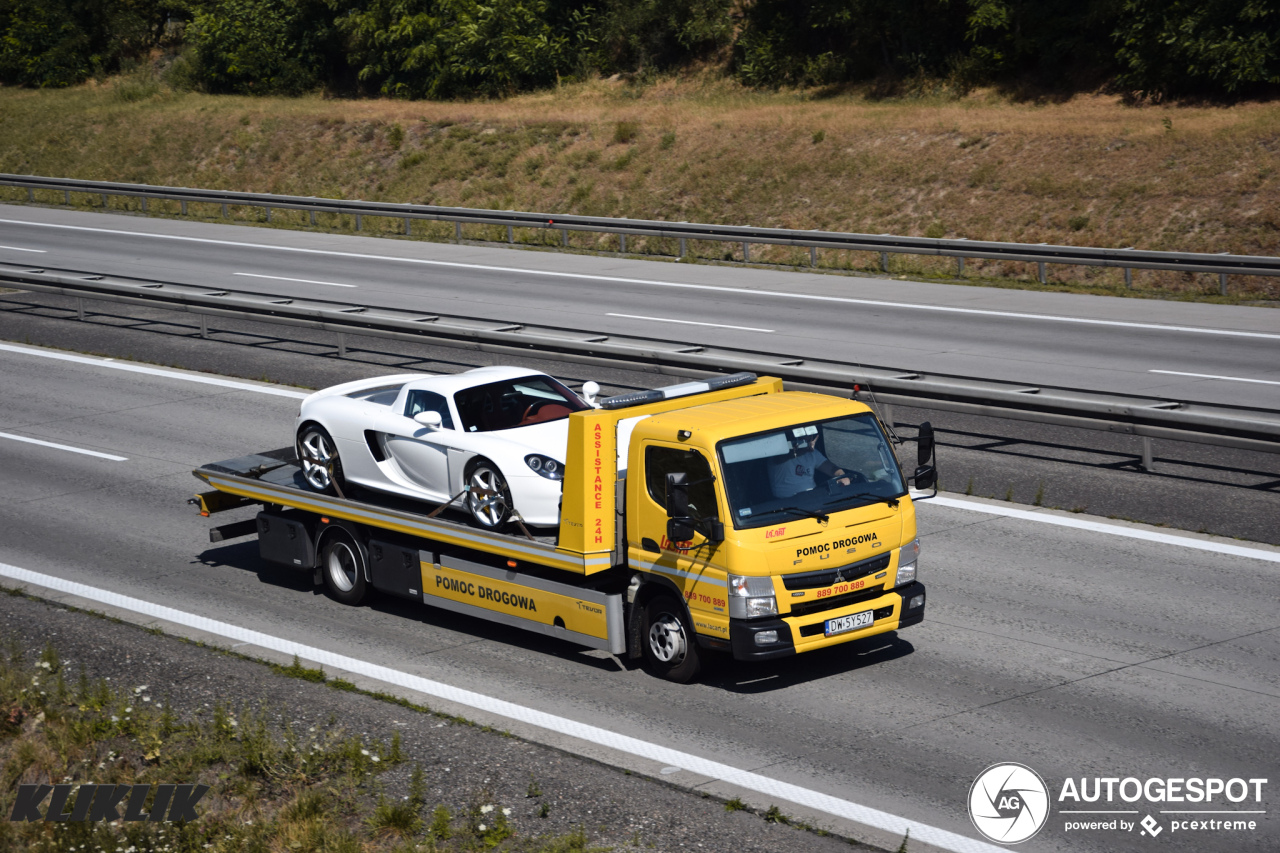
[928, 496, 1280, 564]
[0, 244, 46, 252]
[0, 431, 127, 461]
[234, 272, 358, 288]
[0, 341, 308, 399]
[606, 313, 774, 333]
[3, 218, 1276, 341]
[1149, 369, 1280, 387]
[0, 562, 1003, 853]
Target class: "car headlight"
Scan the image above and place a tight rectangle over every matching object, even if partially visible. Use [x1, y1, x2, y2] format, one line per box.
[728, 574, 777, 619]
[524, 454, 564, 480]
[894, 537, 920, 587]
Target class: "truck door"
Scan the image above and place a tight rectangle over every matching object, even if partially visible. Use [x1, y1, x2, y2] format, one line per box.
[631, 443, 730, 626]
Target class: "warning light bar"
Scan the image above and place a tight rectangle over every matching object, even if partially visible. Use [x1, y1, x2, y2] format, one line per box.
[599, 372, 758, 410]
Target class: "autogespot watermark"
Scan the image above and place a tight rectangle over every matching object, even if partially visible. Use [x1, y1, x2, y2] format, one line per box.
[968, 765, 1270, 844]
[8, 784, 210, 823]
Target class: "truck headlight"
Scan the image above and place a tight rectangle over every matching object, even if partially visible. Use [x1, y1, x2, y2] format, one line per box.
[894, 538, 920, 587]
[728, 574, 777, 619]
[524, 454, 564, 480]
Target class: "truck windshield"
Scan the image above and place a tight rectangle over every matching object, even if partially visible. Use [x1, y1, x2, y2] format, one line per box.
[717, 413, 906, 529]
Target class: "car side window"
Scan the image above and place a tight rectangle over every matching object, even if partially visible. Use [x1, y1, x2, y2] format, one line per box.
[404, 390, 454, 429]
[645, 446, 718, 519]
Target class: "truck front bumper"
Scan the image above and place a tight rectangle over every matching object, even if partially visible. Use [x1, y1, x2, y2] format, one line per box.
[729, 581, 926, 661]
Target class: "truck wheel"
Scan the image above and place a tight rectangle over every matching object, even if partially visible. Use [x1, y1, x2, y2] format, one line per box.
[297, 424, 344, 495]
[642, 594, 702, 683]
[320, 529, 367, 605]
[465, 458, 512, 530]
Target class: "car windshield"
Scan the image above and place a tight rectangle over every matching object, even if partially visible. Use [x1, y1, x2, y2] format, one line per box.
[717, 413, 906, 529]
[454, 375, 590, 433]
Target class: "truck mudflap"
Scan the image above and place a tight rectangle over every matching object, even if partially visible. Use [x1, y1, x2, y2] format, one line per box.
[729, 582, 926, 661]
[421, 555, 627, 655]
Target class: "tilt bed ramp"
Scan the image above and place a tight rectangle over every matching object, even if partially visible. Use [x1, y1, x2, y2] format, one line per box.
[191, 373, 934, 683]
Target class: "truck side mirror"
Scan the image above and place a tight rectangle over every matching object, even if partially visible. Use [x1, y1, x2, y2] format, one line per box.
[917, 422, 935, 466]
[913, 464, 936, 491]
[665, 472, 696, 542]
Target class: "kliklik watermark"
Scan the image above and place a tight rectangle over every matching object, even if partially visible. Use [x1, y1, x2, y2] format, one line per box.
[968, 765, 1269, 844]
[9, 783, 210, 823]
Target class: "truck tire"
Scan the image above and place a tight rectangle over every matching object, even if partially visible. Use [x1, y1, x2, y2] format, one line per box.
[320, 529, 368, 606]
[642, 594, 702, 683]
[464, 457, 512, 530]
[297, 423, 345, 495]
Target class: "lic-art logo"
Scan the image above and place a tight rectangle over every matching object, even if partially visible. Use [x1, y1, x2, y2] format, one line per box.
[968, 763, 1050, 844]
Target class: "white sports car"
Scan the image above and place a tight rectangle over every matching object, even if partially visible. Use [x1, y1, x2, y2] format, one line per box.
[294, 366, 595, 529]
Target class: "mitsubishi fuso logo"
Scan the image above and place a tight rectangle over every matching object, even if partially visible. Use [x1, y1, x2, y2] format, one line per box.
[968, 763, 1050, 844]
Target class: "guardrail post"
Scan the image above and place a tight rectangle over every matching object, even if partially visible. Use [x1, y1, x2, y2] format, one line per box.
[310, 211, 317, 226]
[957, 257, 965, 276]
[337, 333, 347, 358]
[508, 225, 514, 243]
[102, 193, 109, 209]
[140, 196, 147, 213]
[455, 221, 462, 243]
[221, 203, 228, 218]
[742, 242, 750, 262]
[64, 190, 70, 205]
[26, 188, 33, 202]
[810, 246, 816, 267]
[1140, 436, 1154, 472]
[180, 200, 187, 216]
[619, 233, 626, 253]
[404, 217, 411, 236]
[880, 252, 888, 272]
[561, 229, 568, 247]
[199, 315, 208, 339]
[1038, 262, 1047, 284]
[1219, 273, 1228, 296]
[266, 207, 272, 223]
[679, 238, 687, 259]
[881, 404, 894, 428]
[355, 214, 362, 231]
[77, 299, 85, 321]
[1124, 268, 1132, 289]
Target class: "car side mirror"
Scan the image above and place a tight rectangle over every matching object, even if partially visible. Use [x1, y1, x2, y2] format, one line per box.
[917, 421, 935, 466]
[413, 410, 443, 430]
[913, 464, 936, 491]
[581, 381, 601, 408]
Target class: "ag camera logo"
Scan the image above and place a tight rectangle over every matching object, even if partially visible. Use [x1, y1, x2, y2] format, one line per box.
[969, 763, 1050, 844]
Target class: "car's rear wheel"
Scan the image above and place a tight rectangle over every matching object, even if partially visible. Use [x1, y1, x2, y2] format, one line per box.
[465, 458, 512, 530]
[297, 424, 344, 495]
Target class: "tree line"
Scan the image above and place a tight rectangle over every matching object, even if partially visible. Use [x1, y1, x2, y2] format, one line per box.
[1, 0, 1277, 100]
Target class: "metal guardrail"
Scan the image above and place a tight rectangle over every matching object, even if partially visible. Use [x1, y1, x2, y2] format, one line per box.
[4, 174, 1280, 292]
[3, 261, 1279, 457]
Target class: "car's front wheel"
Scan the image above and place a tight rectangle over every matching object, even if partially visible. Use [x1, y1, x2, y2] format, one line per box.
[464, 458, 512, 530]
[297, 423, 344, 495]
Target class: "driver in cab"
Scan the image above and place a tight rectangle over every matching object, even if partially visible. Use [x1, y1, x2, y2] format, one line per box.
[768, 426, 852, 498]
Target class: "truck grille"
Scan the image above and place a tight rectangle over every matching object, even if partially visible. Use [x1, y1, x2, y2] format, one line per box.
[787, 585, 885, 619]
[781, 554, 891, 591]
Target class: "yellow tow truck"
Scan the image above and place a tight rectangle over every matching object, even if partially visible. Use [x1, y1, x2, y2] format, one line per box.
[192, 373, 934, 682]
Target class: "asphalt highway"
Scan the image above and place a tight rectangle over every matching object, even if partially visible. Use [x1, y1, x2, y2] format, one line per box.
[2, 204, 1279, 411]
[0, 341, 1275, 852]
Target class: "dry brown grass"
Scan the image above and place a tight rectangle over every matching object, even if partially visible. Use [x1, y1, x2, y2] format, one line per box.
[2, 76, 1278, 299]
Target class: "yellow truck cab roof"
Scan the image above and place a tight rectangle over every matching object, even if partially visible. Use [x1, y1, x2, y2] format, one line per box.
[641, 391, 873, 445]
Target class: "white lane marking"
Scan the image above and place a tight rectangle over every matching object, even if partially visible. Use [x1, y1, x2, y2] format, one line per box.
[928, 496, 1280, 563]
[3, 218, 1277, 341]
[0, 245, 46, 253]
[607, 313, 774, 333]
[0, 342, 308, 399]
[234, 272, 357, 288]
[0, 561, 1001, 853]
[0, 431, 126, 461]
[1149, 369, 1280, 387]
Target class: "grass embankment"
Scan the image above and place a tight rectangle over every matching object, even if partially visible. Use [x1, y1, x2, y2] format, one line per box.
[1, 76, 1278, 301]
[0, 641, 587, 853]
